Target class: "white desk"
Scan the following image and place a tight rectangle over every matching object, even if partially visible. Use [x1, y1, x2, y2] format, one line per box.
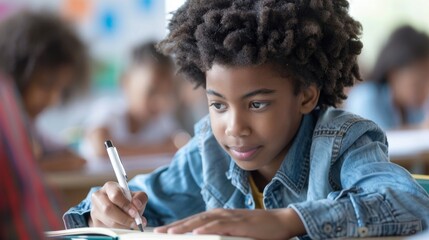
[385, 130, 429, 174]
[386, 130, 429, 161]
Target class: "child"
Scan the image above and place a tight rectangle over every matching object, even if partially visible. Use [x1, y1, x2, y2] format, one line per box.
[64, 1, 429, 239]
[0, 11, 89, 172]
[345, 25, 429, 130]
[83, 41, 183, 158]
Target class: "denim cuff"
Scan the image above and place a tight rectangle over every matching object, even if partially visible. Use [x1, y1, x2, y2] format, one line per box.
[289, 196, 422, 239]
[290, 199, 352, 239]
[62, 187, 99, 229]
[63, 209, 91, 229]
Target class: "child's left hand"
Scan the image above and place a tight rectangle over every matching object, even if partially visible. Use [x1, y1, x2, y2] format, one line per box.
[154, 208, 305, 239]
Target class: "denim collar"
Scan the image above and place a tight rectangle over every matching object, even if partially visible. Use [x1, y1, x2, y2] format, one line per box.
[226, 112, 316, 196]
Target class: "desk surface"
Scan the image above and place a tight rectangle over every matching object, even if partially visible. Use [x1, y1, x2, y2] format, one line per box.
[46, 153, 173, 188]
[386, 129, 429, 162]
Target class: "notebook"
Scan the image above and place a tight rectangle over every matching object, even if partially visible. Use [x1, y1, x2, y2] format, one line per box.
[45, 227, 254, 240]
[45, 227, 409, 240]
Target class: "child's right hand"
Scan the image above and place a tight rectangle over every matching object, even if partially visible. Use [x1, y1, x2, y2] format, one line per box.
[89, 181, 148, 229]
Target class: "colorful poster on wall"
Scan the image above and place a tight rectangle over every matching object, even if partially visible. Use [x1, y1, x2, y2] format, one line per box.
[62, 0, 92, 23]
[59, 0, 166, 89]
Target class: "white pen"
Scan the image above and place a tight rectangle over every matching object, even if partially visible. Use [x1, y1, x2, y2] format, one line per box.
[104, 140, 144, 232]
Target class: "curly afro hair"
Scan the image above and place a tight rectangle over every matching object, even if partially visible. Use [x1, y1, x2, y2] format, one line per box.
[159, 0, 363, 107]
[0, 11, 89, 101]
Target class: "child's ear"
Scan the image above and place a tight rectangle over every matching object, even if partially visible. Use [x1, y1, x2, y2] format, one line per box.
[299, 84, 320, 114]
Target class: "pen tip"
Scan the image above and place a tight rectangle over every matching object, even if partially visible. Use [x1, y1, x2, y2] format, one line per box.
[104, 140, 113, 149]
[138, 224, 144, 232]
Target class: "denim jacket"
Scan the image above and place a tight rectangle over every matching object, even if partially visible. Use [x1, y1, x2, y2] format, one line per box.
[64, 108, 429, 239]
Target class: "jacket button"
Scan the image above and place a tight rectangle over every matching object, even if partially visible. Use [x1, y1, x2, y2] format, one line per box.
[358, 227, 369, 237]
[323, 223, 332, 233]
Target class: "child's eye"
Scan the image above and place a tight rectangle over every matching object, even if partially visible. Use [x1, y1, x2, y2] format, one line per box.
[249, 102, 269, 110]
[210, 102, 227, 111]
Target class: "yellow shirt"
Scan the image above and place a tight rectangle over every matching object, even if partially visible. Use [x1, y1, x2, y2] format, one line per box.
[248, 175, 264, 209]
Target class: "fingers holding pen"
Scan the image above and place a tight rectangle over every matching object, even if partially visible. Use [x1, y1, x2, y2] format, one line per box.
[103, 141, 147, 230]
[104, 182, 140, 218]
[91, 185, 135, 228]
[131, 191, 148, 223]
[89, 181, 148, 229]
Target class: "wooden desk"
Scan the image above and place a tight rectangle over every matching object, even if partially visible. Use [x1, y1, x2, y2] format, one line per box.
[45, 154, 173, 211]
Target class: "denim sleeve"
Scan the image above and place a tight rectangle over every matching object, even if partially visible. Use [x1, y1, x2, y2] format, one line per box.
[63, 136, 205, 228]
[63, 187, 100, 228]
[129, 138, 206, 226]
[290, 128, 429, 239]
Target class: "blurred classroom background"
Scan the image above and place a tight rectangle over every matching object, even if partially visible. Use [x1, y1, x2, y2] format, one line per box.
[1, 0, 429, 209]
[0, 0, 198, 145]
[0, 0, 427, 151]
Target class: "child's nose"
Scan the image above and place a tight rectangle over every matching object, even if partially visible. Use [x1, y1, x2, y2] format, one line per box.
[225, 112, 251, 137]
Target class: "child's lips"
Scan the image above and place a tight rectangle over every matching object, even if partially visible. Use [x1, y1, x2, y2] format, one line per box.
[228, 146, 261, 161]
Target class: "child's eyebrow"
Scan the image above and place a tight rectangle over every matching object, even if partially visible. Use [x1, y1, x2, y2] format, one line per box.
[241, 89, 275, 99]
[206, 88, 276, 99]
[206, 89, 225, 98]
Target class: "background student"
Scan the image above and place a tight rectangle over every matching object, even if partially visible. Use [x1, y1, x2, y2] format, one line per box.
[64, 1, 429, 239]
[345, 25, 429, 130]
[82, 41, 184, 158]
[0, 11, 89, 172]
